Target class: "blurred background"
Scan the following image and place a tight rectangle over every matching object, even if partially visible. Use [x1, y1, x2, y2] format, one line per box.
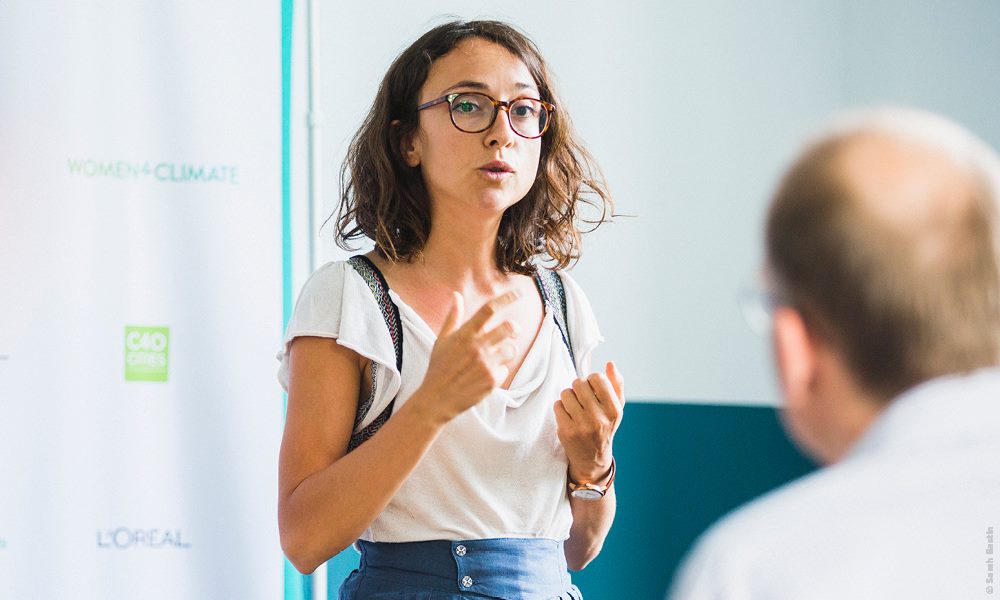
[2, 1, 999, 598]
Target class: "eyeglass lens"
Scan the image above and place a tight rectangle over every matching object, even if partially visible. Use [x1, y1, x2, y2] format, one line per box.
[449, 93, 549, 138]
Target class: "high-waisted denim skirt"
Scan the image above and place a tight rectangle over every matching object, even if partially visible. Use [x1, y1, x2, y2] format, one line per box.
[339, 538, 583, 600]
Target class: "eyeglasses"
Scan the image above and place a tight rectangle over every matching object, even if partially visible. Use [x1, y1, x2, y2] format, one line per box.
[415, 92, 556, 139]
[738, 287, 781, 336]
[738, 271, 792, 336]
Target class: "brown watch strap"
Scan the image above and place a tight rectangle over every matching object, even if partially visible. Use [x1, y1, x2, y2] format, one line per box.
[567, 457, 616, 493]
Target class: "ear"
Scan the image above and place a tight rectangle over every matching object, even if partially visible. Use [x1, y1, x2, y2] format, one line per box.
[393, 121, 421, 168]
[772, 306, 818, 412]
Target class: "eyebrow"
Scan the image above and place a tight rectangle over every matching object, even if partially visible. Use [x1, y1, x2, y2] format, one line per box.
[441, 80, 538, 96]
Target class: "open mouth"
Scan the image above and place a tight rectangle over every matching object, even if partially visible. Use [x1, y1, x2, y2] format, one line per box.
[480, 160, 514, 174]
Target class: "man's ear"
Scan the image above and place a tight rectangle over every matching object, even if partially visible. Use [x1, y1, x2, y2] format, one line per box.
[773, 306, 818, 412]
[393, 121, 421, 167]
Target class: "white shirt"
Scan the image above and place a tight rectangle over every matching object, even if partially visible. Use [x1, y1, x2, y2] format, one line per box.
[277, 260, 603, 543]
[669, 368, 1000, 600]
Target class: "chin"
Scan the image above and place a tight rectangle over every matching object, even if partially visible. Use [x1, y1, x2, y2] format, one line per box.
[477, 192, 525, 214]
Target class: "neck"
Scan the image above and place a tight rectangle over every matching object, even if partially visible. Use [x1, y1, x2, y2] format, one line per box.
[813, 349, 887, 464]
[415, 202, 508, 294]
[824, 394, 884, 463]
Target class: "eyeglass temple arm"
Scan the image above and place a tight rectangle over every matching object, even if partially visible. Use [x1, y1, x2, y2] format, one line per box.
[415, 96, 452, 111]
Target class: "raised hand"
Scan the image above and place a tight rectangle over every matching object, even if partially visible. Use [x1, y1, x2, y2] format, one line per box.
[413, 291, 521, 423]
[554, 361, 625, 483]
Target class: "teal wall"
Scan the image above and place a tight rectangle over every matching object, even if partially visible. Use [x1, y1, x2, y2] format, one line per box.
[573, 403, 814, 599]
[322, 403, 815, 599]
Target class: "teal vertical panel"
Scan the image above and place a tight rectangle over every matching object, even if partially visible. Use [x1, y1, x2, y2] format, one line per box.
[281, 0, 309, 598]
[284, 563, 312, 600]
[326, 548, 361, 597]
[280, 0, 293, 327]
[571, 403, 815, 599]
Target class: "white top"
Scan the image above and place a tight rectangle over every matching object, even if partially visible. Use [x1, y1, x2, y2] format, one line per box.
[277, 260, 603, 542]
[669, 367, 1000, 600]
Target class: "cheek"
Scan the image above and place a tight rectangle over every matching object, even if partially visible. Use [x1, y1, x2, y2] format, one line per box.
[417, 136, 463, 182]
[521, 145, 542, 183]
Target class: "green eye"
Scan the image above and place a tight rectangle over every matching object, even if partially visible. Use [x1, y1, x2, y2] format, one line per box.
[451, 95, 484, 115]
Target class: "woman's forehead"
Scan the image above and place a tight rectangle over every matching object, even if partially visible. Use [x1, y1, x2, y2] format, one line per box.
[423, 37, 538, 95]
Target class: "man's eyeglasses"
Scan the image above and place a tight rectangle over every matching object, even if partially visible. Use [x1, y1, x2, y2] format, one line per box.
[738, 271, 792, 336]
[415, 92, 556, 139]
[738, 287, 781, 336]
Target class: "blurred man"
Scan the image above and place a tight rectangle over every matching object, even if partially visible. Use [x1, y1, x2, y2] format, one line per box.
[670, 108, 1000, 599]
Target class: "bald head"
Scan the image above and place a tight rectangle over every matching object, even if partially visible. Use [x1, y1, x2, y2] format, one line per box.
[839, 132, 976, 228]
[767, 109, 1000, 400]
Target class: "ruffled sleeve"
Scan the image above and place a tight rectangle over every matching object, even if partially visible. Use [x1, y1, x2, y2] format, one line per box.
[558, 271, 604, 377]
[276, 261, 401, 431]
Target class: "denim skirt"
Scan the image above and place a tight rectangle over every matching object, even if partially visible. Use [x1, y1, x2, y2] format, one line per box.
[338, 538, 583, 600]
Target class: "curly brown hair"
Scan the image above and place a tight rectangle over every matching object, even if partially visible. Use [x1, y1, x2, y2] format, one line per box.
[335, 20, 613, 275]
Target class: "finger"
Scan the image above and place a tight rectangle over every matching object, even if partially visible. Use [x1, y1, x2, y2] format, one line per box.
[607, 361, 625, 402]
[464, 291, 519, 333]
[439, 292, 464, 336]
[479, 319, 520, 348]
[587, 372, 622, 407]
[488, 341, 517, 364]
[572, 377, 601, 411]
[561, 387, 586, 420]
[490, 364, 510, 387]
[553, 399, 573, 427]
[586, 371, 622, 420]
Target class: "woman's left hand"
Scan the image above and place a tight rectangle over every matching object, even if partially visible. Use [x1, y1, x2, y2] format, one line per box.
[554, 361, 625, 483]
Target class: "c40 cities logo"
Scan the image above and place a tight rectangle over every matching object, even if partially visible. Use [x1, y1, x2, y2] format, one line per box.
[124, 326, 169, 382]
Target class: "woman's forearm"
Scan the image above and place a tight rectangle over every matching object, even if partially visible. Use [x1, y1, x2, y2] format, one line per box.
[564, 485, 617, 571]
[279, 391, 447, 573]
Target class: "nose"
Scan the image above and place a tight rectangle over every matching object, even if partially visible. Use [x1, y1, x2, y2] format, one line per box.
[485, 106, 517, 148]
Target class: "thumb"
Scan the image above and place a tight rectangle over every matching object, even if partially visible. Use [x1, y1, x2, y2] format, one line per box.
[439, 291, 464, 336]
[607, 361, 625, 401]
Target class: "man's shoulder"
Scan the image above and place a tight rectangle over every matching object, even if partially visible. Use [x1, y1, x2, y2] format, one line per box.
[702, 466, 838, 542]
[668, 463, 879, 599]
[672, 435, 1000, 599]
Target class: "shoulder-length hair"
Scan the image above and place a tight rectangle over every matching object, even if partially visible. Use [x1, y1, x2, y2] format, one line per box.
[335, 20, 613, 274]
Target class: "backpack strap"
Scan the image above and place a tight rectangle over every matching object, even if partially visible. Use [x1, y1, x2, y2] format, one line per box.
[346, 255, 402, 451]
[533, 269, 576, 370]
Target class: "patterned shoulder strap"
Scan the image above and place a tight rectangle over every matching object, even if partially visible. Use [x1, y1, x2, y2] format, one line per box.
[534, 269, 576, 370]
[346, 255, 402, 451]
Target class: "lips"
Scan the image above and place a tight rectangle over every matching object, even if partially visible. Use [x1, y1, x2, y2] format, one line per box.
[479, 160, 514, 174]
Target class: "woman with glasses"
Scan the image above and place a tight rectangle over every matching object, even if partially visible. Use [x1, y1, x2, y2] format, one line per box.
[277, 20, 622, 599]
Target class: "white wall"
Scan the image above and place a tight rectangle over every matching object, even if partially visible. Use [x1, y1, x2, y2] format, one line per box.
[312, 1, 1000, 405]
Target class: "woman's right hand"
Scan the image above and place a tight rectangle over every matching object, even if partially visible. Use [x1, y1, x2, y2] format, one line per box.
[412, 291, 520, 423]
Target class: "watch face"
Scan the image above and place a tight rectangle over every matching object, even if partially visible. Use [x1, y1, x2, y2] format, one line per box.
[571, 488, 604, 500]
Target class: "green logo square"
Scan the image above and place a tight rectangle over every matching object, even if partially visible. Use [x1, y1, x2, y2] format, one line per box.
[124, 326, 169, 382]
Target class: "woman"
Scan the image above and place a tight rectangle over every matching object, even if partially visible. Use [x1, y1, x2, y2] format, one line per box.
[277, 20, 623, 599]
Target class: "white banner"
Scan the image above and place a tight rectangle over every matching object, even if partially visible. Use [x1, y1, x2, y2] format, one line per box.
[0, 2, 284, 598]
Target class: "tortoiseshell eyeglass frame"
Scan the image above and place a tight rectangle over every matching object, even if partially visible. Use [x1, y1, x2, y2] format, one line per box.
[415, 92, 557, 139]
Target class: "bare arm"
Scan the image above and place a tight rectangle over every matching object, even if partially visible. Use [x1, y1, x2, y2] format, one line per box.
[278, 335, 448, 573]
[277, 291, 520, 573]
[555, 362, 625, 570]
[566, 481, 617, 570]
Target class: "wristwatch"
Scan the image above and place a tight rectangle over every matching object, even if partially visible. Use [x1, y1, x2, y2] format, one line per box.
[567, 458, 616, 500]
